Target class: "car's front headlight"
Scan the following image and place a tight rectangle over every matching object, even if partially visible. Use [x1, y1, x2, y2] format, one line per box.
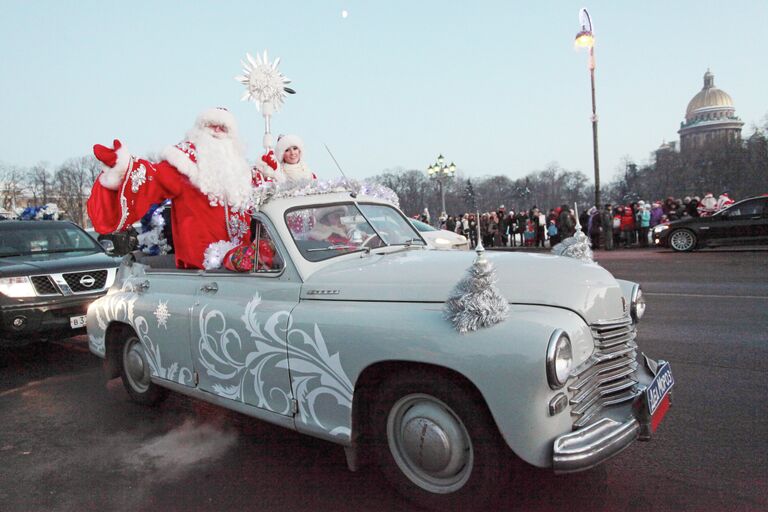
[546, 330, 573, 389]
[653, 225, 669, 234]
[0, 276, 36, 298]
[631, 284, 646, 322]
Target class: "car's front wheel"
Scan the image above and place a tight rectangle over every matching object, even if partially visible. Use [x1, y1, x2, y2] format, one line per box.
[371, 371, 515, 510]
[669, 229, 697, 252]
[119, 334, 167, 405]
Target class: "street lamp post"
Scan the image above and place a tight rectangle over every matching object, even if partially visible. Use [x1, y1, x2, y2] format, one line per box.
[575, 8, 601, 209]
[427, 154, 456, 220]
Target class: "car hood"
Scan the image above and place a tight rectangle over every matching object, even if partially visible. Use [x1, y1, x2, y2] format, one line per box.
[302, 249, 627, 323]
[0, 251, 120, 276]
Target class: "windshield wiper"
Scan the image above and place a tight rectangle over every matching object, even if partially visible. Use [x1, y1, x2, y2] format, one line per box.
[306, 244, 363, 253]
[45, 248, 97, 254]
[397, 238, 427, 247]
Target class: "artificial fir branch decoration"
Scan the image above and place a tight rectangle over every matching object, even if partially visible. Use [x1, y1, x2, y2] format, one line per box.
[444, 237, 509, 333]
[551, 203, 594, 263]
[551, 229, 594, 262]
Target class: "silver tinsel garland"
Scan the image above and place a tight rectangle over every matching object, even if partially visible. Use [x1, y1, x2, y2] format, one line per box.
[248, 178, 399, 211]
[444, 244, 509, 333]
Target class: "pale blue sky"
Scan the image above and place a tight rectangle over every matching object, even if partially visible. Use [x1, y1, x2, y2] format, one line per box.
[1, 1, 765, 182]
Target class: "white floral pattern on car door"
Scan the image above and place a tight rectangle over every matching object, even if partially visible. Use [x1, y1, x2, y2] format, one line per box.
[196, 293, 353, 437]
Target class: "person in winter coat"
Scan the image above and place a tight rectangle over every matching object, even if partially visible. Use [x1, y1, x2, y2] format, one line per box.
[586, 206, 600, 248]
[557, 204, 576, 239]
[685, 197, 700, 217]
[600, 204, 614, 250]
[619, 206, 635, 248]
[531, 207, 546, 247]
[89, 107, 257, 270]
[547, 220, 559, 247]
[717, 192, 734, 211]
[639, 204, 651, 247]
[467, 213, 478, 248]
[650, 202, 664, 227]
[255, 134, 317, 185]
[515, 211, 528, 247]
[446, 215, 456, 233]
[699, 193, 717, 216]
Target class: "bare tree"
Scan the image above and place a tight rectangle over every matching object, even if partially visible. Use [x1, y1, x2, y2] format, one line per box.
[373, 168, 431, 218]
[55, 156, 100, 226]
[0, 163, 28, 211]
[29, 162, 53, 205]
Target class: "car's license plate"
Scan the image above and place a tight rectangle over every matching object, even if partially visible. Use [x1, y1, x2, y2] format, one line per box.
[70, 315, 87, 329]
[645, 362, 674, 430]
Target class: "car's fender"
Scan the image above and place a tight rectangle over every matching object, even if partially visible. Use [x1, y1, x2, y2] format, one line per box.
[288, 300, 594, 467]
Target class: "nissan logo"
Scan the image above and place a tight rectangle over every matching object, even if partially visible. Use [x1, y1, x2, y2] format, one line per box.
[79, 275, 96, 288]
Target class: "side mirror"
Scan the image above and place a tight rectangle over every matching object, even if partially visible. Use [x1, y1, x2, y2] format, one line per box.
[100, 239, 115, 254]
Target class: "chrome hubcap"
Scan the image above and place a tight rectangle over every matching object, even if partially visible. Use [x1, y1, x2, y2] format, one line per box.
[124, 338, 150, 393]
[387, 393, 473, 493]
[671, 231, 694, 250]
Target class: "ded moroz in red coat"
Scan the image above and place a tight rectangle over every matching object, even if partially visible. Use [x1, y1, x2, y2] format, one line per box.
[87, 141, 253, 270]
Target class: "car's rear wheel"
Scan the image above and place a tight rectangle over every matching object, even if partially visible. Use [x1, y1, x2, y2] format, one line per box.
[371, 370, 515, 510]
[119, 334, 167, 405]
[669, 229, 697, 252]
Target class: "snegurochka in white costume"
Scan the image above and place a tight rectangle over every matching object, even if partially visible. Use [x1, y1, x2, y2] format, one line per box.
[253, 133, 317, 185]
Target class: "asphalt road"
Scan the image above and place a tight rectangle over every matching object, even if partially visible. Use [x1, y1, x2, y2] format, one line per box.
[1, 248, 766, 512]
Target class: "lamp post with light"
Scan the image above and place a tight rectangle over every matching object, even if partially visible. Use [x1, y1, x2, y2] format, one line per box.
[575, 8, 601, 209]
[427, 154, 456, 220]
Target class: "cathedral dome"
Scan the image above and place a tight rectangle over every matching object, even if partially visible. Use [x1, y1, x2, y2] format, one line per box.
[685, 70, 735, 120]
[678, 69, 743, 154]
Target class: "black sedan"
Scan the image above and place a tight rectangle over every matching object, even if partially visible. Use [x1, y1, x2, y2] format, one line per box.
[0, 221, 120, 346]
[652, 195, 768, 251]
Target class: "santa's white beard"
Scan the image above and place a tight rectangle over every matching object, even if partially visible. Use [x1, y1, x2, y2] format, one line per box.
[186, 128, 252, 206]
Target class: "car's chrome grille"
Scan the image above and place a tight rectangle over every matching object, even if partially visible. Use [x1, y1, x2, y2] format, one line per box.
[569, 318, 641, 428]
[31, 275, 60, 295]
[62, 270, 108, 293]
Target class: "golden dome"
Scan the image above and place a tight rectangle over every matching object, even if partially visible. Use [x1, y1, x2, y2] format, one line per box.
[685, 70, 734, 119]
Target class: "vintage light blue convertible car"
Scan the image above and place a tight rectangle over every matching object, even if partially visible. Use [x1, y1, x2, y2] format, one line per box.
[87, 184, 673, 510]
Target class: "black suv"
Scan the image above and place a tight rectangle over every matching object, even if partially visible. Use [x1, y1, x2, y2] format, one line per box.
[0, 221, 120, 346]
[653, 195, 768, 251]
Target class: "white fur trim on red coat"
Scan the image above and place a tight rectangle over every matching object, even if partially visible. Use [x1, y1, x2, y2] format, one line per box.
[98, 145, 132, 190]
[194, 108, 238, 132]
[161, 143, 200, 185]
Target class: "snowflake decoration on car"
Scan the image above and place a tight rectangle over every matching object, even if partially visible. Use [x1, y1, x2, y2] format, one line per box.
[154, 300, 170, 329]
[235, 50, 295, 112]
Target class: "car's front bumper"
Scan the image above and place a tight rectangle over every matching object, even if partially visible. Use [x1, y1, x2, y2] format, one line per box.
[0, 292, 107, 345]
[552, 356, 672, 473]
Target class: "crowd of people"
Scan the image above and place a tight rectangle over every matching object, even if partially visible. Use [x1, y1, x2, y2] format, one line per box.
[421, 192, 736, 250]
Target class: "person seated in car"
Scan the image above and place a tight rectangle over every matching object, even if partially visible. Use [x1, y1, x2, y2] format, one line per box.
[308, 206, 350, 245]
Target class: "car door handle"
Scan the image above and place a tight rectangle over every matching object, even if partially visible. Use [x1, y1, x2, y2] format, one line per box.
[200, 282, 218, 293]
[135, 279, 150, 293]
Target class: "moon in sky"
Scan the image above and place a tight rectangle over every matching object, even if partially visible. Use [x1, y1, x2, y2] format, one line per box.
[341, 10, 349, 19]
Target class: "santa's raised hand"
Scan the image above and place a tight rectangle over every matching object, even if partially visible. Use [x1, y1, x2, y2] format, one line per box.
[93, 139, 122, 167]
[93, 139, 131, 189]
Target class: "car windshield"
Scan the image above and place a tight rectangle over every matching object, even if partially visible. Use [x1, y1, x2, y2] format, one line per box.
[411, 219, 438, 232]
[286, 202, 425, 262]
[0, 223, 102, 257]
